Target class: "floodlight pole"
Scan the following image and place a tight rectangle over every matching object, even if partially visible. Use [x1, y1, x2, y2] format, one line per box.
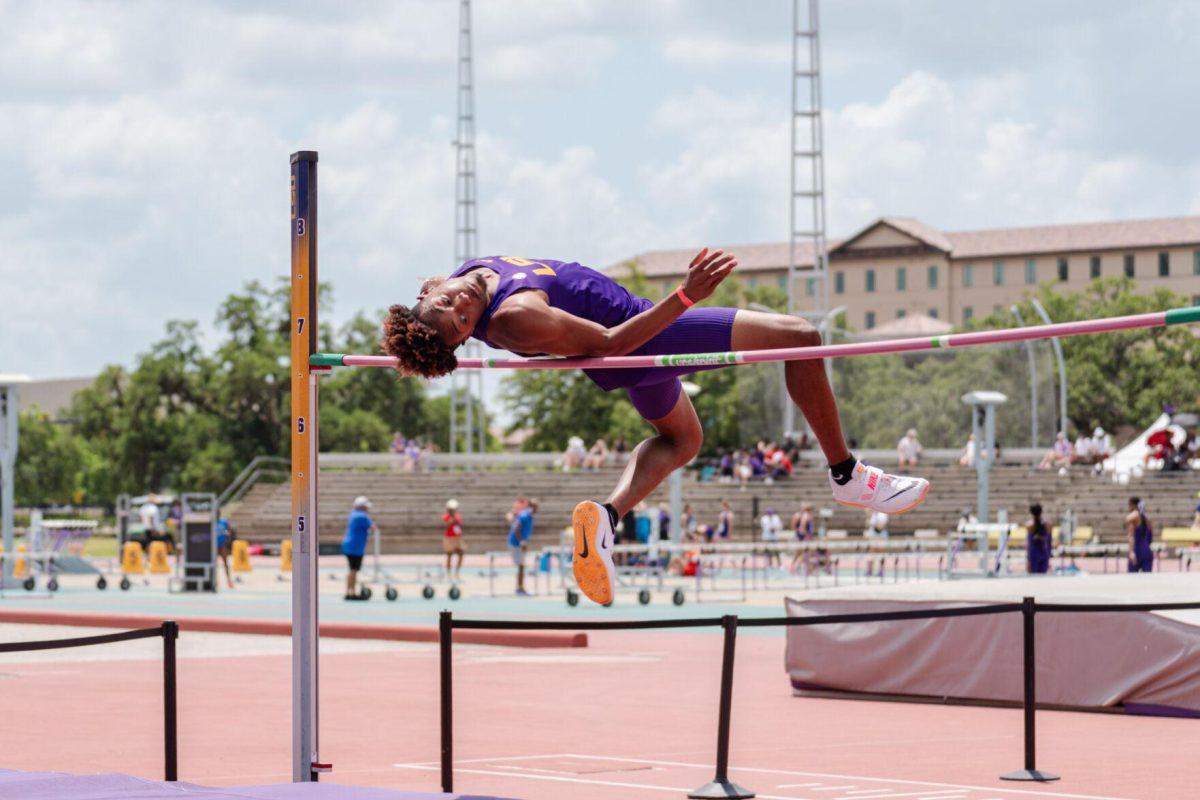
[1030, 299, 1068, 436]
[0, 375, 30, 585]
[290, 151, 322, 782]
[1011, 306, 1039, 448]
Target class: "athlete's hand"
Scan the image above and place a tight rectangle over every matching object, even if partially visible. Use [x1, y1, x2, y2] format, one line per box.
[680, 248, 737, 303]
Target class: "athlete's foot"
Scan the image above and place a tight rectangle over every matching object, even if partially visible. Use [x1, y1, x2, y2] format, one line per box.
[571, 500, 616, 605]
[829, 461, 929, 515]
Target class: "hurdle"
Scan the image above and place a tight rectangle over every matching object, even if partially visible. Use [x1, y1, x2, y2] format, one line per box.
[287, 150, 1200, 784]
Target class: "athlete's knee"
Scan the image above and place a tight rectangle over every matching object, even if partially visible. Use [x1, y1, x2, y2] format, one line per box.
[782, 316, 821, 347]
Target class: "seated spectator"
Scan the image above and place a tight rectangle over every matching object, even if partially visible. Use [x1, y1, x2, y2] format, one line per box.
[759, 506, 783, 567]
[715, 500, 733, 541]
[718, 452, 734, 483]
[736, 452, 753, 487]
[1192, 491, 1200, 530]
[958, 433, 977, 467]
[1091, 427, 1113, 462]
[768, 448, 793, 481]
[583, 437, 609, 471]
[561, 435, 586, 471]
[612, 435, 629, 463]
[865, 509, 889, 539]
[1145, 428, 1175, 468]
[956, 508, 978, 534]
[1072, 433, 1095, 465]
[897, 429, 922, 467]
[1038, 432, 1074, 472]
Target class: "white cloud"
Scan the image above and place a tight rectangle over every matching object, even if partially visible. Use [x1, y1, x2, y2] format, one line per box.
[661, 36, 790, 67]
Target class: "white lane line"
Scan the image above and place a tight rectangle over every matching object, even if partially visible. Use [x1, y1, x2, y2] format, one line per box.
[811, 788, 860, 793]
[392, 752, 576, 768]
[560, 755, 1136, 800]
[778, 784, 825, 789]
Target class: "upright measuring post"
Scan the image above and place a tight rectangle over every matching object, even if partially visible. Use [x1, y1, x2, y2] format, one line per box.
[290, 151, 321, 782]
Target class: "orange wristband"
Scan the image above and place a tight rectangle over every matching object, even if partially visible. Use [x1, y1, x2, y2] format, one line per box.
[675, 286, 695, 308]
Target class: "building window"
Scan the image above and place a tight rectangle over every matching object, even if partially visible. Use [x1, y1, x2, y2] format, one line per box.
[896, 309, 906, 319]
[865, 269, 876, 292]
[927, 265, 939, 289]
[661, 279, 673, 298]
[778, 275, 788, 291]
[1025, 259, 1036, 284]
[993, 260, 1005, 286]
[1158, 251, 1170, 277]
[897, 267, 907, 291]
[963, 264, 974, 288]
[747, 275, 758, 288]
[1193, 295, 1200, 307]
[962, 306, 974, 323]
[835, 271, 845, 294]
[1057, 257, 1068, 282]
[1089, 256, 1101, 279]
[928, 307, 939, 319]
[1124, 254, 1135, 278]
[865, 311, 876, 329]
[1194, 251, 1200, 276]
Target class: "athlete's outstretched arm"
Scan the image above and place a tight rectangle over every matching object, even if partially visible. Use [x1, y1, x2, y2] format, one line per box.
[489, 248, 735, 357]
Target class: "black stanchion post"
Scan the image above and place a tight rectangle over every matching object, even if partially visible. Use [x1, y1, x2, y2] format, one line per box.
[1001, 597, 1058, 782]
[689, 615, 754, 799]
[162, 620, 179, 782]
[440, 611, 453, 794]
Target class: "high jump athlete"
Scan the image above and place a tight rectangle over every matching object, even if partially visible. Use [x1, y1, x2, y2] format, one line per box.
[381, 250, 930, 605]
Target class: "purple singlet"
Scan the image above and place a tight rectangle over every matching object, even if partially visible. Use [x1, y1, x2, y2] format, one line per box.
[450, 256, 737, 420]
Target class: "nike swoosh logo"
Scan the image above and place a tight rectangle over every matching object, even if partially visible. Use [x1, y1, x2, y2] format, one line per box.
[884, 486, 914, 502]
[579, 532, 590, 560]
[601, 529, 609, 550]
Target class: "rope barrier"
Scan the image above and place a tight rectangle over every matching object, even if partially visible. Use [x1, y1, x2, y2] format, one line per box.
[313, 305, 1200, 370]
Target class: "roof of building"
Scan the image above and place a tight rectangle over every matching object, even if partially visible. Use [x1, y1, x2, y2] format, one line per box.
[861, 313, 953, 339]
[605, 214, 1200, 277]
[16, 376, 95, 419]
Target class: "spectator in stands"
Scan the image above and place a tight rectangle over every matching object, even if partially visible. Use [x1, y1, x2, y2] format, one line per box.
[790, 502, 820, 574]
[506, 496, 537, 595]
[958, 433, 977, 467]
[716, 499, 734, 541]
[1091, 427, 1113, 463]
[1025, 503, 1051, 575]
[1144, 427, 1176, 469]
[583, 438, 610, 471]
[403, 438, 422, 472]
[956, 507, 978, 534]
[759, 506, 783, 566]
[342, 496, 375, 600]
[561, 436, 586, 471]
[1038, 432, 1074, 472]
[896, 429, 922, 468]
[1072, 432, 1095, 465]
[865, 509, 889, 539]
[657, 502, 671, 541]
[442, 499, 464, 580]
[1125, 497, 1154, 573]
[612, 435, 629, 464]
[718, 452, 734, 482]
[767, 446, 794, 482]
[389, 431, 405, 470]
[1192, 491, 1200, 530]
[681, 503, 699, 540]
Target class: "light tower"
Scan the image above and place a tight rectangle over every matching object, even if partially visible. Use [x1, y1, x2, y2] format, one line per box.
[448, 0, 486, 454]
[786, 0, 831, 436]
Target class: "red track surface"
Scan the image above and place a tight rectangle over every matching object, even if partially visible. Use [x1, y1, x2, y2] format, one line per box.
[3, 628, 1196, 799]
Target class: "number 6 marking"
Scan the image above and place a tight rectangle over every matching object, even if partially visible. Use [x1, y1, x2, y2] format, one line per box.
[297, 417, 305, 433]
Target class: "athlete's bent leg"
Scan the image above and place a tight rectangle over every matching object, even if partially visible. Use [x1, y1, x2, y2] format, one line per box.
[730, 310, 929, 515]
[572, 391, 702, 605]
[730, 310, 849, 464]
[607, 391, 703, 516]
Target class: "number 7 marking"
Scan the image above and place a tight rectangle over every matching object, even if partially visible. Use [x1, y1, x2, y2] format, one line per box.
[297, 318, 305, 335]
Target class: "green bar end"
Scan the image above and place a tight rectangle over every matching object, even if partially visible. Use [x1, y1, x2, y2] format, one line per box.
[1165, 306, 1200, 326]
[309, 353, 345, 367]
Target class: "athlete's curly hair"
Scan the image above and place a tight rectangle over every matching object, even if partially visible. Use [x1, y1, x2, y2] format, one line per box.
[380, 303, 458, 378]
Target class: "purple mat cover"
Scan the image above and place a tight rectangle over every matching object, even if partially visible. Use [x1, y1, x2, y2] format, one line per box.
[0, 770, 514, 800]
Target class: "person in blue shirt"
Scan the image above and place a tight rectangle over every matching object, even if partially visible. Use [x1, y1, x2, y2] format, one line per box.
[342, 496, 376, 600]
[506, 497, 538, 596]
[1125, 497, 1154, 573]
[216, 517, 235, 590]
[1025, 504, 1051, 575]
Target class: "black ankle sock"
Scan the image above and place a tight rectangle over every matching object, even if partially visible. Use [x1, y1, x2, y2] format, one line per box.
[829, 456, 858, 485]
[602, 502, 620, 528]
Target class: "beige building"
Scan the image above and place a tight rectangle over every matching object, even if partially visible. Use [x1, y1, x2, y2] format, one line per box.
[606, 215, 1200, 331]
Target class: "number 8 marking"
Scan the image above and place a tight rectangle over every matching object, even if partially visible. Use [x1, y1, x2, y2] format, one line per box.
[297, 219, 305, 236]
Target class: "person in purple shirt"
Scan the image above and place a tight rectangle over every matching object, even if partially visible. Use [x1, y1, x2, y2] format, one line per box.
[381, 250, 929, 605]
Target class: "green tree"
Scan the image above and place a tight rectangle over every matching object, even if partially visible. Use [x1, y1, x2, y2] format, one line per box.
[13, 408, 90, 505]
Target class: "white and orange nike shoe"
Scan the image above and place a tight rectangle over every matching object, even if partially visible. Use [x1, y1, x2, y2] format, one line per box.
[571, 500, 616, 606]
[829, 462, 929, 515]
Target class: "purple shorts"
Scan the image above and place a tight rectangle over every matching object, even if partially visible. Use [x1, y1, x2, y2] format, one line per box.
[584, 307, 738, 421]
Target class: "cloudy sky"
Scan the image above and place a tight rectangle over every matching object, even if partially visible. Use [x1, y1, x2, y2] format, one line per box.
[3, 0, 1199, 380]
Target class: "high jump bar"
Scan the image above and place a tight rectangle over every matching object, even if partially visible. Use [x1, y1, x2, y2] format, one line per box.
[312, 305, 1200, 371]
